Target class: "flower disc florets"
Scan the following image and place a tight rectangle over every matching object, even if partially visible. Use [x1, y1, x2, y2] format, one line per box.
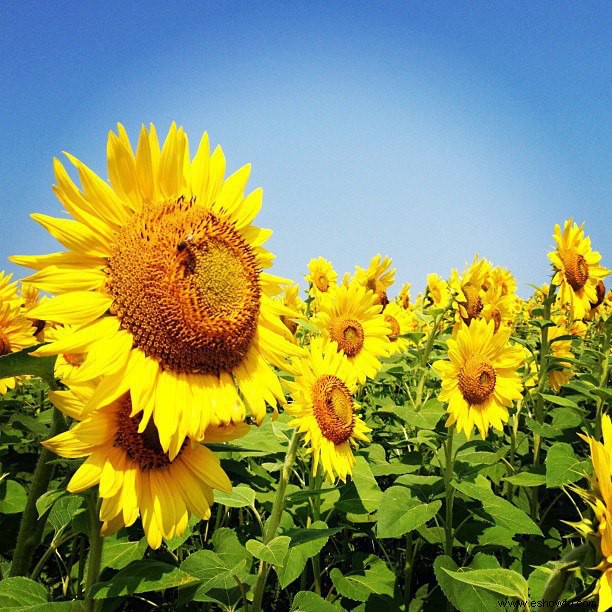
[312, 374, 355, 444]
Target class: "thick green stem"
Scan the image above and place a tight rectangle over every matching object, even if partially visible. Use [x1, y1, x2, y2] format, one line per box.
[310, 467, 322, 595]
[10, 406, 66, 577]
[443, 427, 455, 558]
[84, 497, 104, 612]
[414, 309, 446, 410]
[251, 430, 300, 612]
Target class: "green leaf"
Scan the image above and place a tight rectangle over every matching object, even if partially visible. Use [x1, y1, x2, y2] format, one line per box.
[214, 484, 256, 508]
[36, 489, 66, 518]
[433, 553, 505, 612]
[48, 495, 84, 533]
[540, 393, 580, 409]
[211, 527, 252, 571]
[454, 477, 542, 536]
[545, 442, 590, 488]
[0, 346, 57, 387]
[502, 468, 547, 487]
[91, 560, 197, 599]
[329, 555, 395, 602]
[441, 567, 529, 600]
[181, 550, 244, 600]
[336, 455, 382, 514]
[0, 577, 48, 608]
[403, 398, 445, 430]
[246, 535, 291, 567]
[0, 480, 27, 514]
[100, 536, 147, 570]
[377, 486, 441, 538]
[277, 521, 331, 588]
[291, 591, 337, 611]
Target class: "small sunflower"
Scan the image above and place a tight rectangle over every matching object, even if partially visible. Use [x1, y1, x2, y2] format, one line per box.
[481, 285, 516, 333]
[12, 123, 303, 454]
[43, 390, 248, 549]
[547, 324, 574, 392]
[354, 254, 395, 308]
[426, 274, 450, 308]
[578, 416, 612, 612]
[483, 266, 517, 297]
[285, 339, 370, 482]
[383, 301, 415, 355]
[433, 318, 524, 439]
[0, 300, 37, 395]
[305, 257, 337, 301]
[313, 282, 391, 384]
[450, 255, 492, 324]
[398, 283, 411, 309]
[548, 218, 608, 320]
[275, 282, 305, 336]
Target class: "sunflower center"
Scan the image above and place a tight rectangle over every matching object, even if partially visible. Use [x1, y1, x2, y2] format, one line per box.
[591, 280, 606, 308]
[312, 374, 355, 444]
[562, 252, 589, 291]
[460, 284, 483, 322]
[489, 308, 502, 333]
[0, 331, 11, 356]
[366, 279, 389, 309]
[314, 273, 330, 292]
[330, 318, 364, 357]
[114, 399, 182, 470]
[458, 354, 497, 405]
[107, 197, 261, 375]
[385, 314, 401, 341]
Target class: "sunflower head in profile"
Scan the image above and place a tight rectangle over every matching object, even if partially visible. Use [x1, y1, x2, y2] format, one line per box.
[398, 283, 411, 309]
[548, 218, 609, 320]
[305, 257, 338, 304]
[433, 318, 524, 440]
[313, 282, 391, 384]
[285, 338, 370, 482]
[354, 254, 395, 309]
[12, 123, 304, 451]
[0, 300, 37, 395]
[450, 255, 492, 325]
[275, 282, 305, 336]
[43, 388, 248, 549]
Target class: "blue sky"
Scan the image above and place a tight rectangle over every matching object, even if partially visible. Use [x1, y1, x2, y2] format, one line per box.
[1, 2, 610, 298]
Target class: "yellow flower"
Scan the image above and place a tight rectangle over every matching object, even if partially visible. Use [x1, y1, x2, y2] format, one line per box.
[313, 282, 391, 384]
[398, 283, 411, 309]
[483, 266, 517, 297]
[305, 257, 338, 301]
[383, 301, 415, 355]
[285, 339, 370, 482]
[0, 300, 37, 395]
[450, 255, 492, 324]
[578, 416, 612, 612]
[548, 219, 608, 320]
[19, 281, 46, 340]
[12, 123, 303, 454]
[0, 272, 19, 304]
[354, 254, 395, 308]
[481, 285, 516, 333]
[275, 282, 305, 336]
[426, 274, 450, 308]
[547, 325, 574, 392]
[433, 318, 524, 439]
[43, 390, 248, 549]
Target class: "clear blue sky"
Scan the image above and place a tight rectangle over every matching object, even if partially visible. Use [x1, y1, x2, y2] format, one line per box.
[1, 1, 610, 298]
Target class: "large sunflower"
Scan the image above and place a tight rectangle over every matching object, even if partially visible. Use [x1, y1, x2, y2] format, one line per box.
[433, 318, 524, 439]
[43, 389, 248, 549]
[0, 300, 37, 395]
[313, 282, 391, 384]
[12, 123, 303, 453]
[548, 218, 608, 320]
[285, 339, 370, 482]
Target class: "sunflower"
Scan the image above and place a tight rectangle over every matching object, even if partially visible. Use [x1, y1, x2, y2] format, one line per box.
[450, 255, 492, 324]
[305, 257, 337, 302]
[0, 272, 19, 304]
[0, 300, 37, 395]
[548, 218, 608, 320]
[285, 339, 370, 482]
[18, 281, 46, 339]
[426, 274, 450, 308]
[483, 266, 517, 297]
[275, 282, 305, 336]
[481, 285, 516, 333]
[433, 318, 524, 439]
[578, 416, 612, 612]
[43, 389, 248, 549]
[12, 123, 304, 452]
[398, 283, 411, 309]
[547, 324, 574, 392]
[354, 254, 395, 308]
[313, 282, 391, 384]
[383, 301, 415, 355]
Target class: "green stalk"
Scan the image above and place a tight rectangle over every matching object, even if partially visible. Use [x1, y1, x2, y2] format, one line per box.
[310, 466, 322, 595]
[443, 426, 455, 558]
[10, 406, 66, 577]
[403, 531, 413, 607]
[595, 325, 610, 441]
[84, 497, 104, 612]
[251, 430, 300, 612]
[414, 308, 446, 410]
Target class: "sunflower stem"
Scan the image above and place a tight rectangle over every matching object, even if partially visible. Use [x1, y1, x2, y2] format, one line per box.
[310, 465, 323, 595]
[10, 405, 66, 577]
[443, 426, 455, 559]
[84, 497, 103, 611]
[251, 429, 300, 612]
[595, 324, 610, 441]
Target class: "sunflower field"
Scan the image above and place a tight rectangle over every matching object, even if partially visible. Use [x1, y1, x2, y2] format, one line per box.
[0, 124, 610, 612]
